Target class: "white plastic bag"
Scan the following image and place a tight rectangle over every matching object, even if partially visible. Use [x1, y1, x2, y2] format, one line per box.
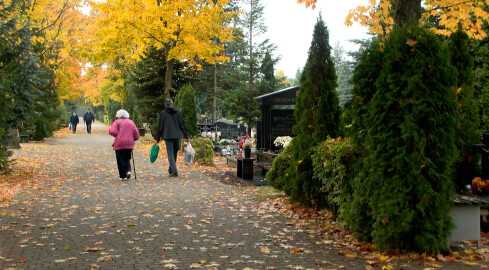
[184, 142, 195, 165]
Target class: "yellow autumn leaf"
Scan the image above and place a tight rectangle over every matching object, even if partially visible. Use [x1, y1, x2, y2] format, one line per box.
[261, 247, 271, 253]
[382, 265, 393, 270]
[406, 39, 417, 47]
[457, 87, 462, 94]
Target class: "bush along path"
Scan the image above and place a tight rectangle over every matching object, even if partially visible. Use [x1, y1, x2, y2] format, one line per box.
[0, 122, 487, 269]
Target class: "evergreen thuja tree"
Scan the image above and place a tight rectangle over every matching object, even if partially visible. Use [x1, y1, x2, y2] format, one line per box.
[175, 83, 198, 137]
[288, 14, 341, 207]
[360, 25, 458, 253]
[346, 38, 384, 239]
[448, 25, 480, 191]
[470, 5, 489, 134]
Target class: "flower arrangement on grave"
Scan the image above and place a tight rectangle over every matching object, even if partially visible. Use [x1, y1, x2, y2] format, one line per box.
[274, 136, 292, 149]
[242, 139, 253, 149]
[238, 135, 253, 149]
[471, 177, 489, 195]
[238, 135, 248, 148]
[219, 139, 235, 145]
[201, 131, 220, 142]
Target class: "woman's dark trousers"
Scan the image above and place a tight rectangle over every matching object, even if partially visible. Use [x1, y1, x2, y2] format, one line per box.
[115, 149, 132, 178]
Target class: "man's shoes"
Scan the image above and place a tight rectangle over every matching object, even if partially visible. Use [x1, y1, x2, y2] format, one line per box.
[126, 171, 131, 179]
[169, 173, 178, 177]
[121, 177, 128, 181]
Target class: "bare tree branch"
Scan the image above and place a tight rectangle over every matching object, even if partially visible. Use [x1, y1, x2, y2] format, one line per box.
[34, 0, 69, 35]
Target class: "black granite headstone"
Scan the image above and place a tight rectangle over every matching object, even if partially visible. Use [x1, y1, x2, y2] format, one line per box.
[270, 109, 295, 137]
[214, 122, 247, 139]
[255, 86, 298, 150]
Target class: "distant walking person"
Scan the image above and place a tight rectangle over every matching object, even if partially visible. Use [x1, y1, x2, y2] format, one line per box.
[69, 111, 79, 133]
[83, 109, 95, 134]
[109, 109, 140, 181]
[156, 99, 189, 177]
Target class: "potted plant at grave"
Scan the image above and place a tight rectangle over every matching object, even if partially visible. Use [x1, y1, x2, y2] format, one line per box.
[274, 136, 292, 153]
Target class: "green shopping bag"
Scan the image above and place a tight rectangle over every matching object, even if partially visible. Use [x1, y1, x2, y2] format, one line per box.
[150, 143, 159, 163]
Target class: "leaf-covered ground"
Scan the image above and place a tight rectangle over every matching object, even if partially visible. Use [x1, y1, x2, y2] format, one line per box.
[0, 122, 488, 269]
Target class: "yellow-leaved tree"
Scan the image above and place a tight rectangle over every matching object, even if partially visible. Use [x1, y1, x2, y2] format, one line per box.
[79, 66, 109, 106]
[298, 0, 488, 39]
[28, 0, 89, 101]
[86, 0, 235, 99]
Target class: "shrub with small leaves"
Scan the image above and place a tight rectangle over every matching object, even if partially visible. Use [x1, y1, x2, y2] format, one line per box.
[312, 137, 359, 219]
[191, 137, 214, 166]
[267, 139, 295, 191]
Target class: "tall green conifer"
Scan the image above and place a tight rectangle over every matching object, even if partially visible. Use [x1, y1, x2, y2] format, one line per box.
[289, 14, 341, 207]
[471, 14, 489, 135]
[175, 84, 198, 137]
[346, 38, 384, 239]
[354, 25, 458, 253]
[448, 26, 480, 190]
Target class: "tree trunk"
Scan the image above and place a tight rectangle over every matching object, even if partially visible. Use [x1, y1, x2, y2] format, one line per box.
[392, 0, 422, 27]
[164, 58, 174, 99]
[249, 0, 254, 92]
[212, 63, 217, 123]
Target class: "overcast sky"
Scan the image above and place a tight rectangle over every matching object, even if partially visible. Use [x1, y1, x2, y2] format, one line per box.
[262, 0, 370, 78]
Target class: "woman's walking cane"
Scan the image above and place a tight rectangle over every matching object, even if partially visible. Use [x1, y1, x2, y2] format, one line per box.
[131, 150, 137, 179]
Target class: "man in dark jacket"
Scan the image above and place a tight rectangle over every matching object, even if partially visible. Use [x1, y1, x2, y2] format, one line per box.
[69, 111, 79, 133]
[157, 99, 189, 177]
[83, 109, 95, 134]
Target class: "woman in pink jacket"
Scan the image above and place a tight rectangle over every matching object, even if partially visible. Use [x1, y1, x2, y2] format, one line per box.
[109, 109, 140, 180]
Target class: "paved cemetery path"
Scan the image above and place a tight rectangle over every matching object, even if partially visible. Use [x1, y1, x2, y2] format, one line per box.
[0, 121, 483, 269]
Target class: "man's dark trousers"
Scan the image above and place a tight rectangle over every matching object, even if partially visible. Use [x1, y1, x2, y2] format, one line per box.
[165, 139, 180, 175]
[86, 122, 92, 133]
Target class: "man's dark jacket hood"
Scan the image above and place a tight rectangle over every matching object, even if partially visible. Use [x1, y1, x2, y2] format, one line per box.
[165, 106, 178, 115]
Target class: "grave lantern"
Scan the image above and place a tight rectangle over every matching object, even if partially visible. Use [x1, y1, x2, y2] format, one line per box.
[474, 133, 489, 180]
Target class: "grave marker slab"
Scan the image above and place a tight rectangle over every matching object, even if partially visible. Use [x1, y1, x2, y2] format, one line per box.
[215, 122, 247, 139]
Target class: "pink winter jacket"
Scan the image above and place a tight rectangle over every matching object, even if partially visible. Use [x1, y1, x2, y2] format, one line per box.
[109, 118, 140, 150]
